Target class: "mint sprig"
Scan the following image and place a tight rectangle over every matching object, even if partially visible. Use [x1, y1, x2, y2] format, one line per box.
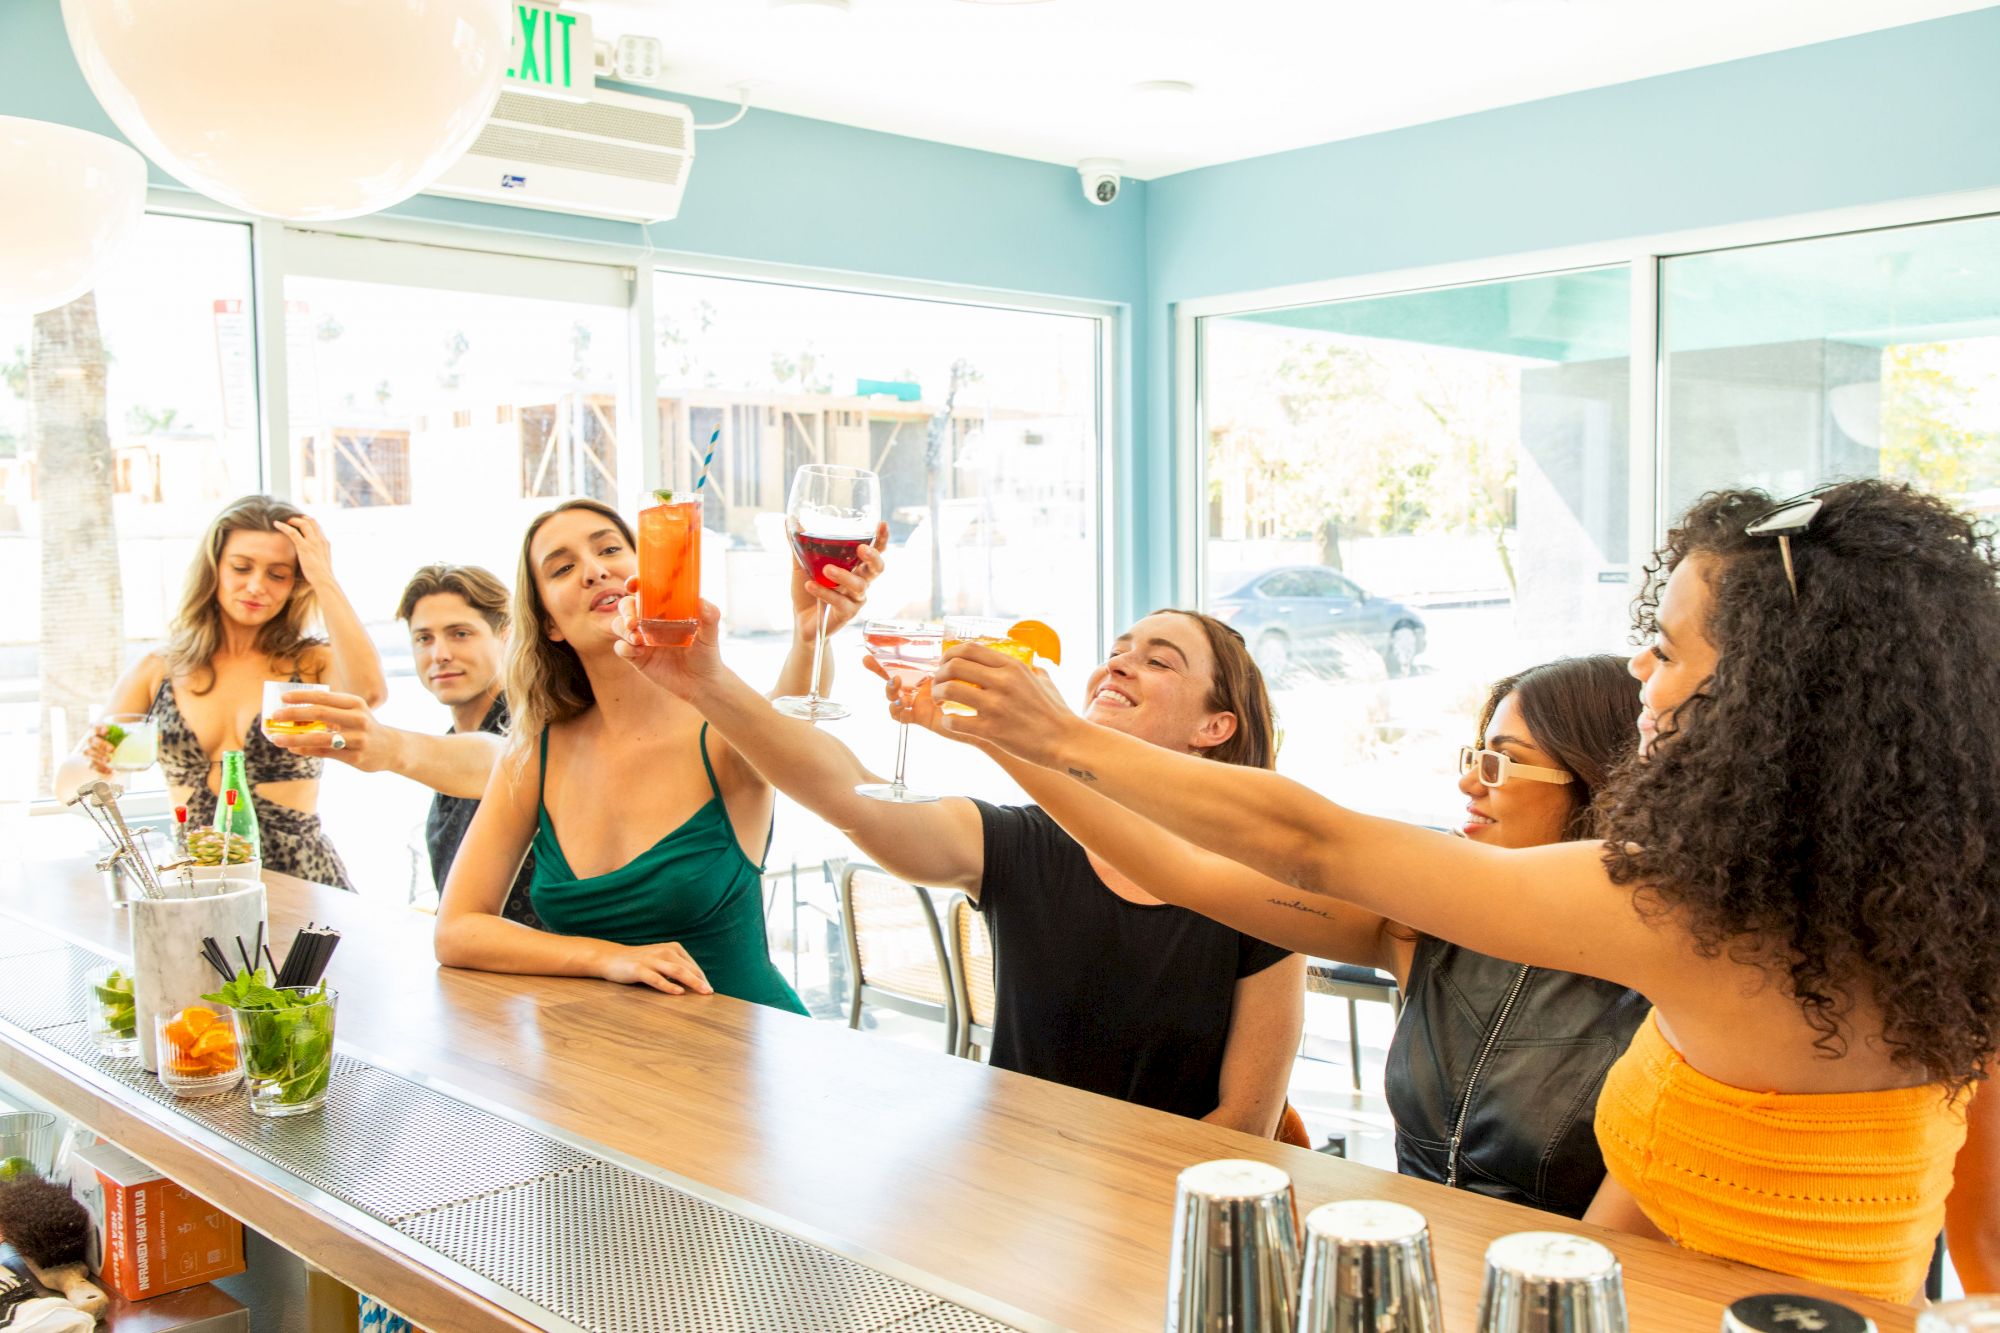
[202, 971, 333, 1105]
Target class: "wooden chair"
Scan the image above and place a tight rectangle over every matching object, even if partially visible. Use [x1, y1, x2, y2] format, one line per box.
[836, 861, 958, 1053]
[1306, 960, 1403, 1092]
[945, 895, 997, 1061]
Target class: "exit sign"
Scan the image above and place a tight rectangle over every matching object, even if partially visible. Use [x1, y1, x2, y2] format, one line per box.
[506, 2, 594, 101]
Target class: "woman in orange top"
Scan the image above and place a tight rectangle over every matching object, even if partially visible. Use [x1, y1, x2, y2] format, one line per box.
[934, 480, 2000, 1302]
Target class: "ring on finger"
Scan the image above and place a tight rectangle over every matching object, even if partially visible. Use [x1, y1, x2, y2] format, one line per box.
[330, 729, 347, 751]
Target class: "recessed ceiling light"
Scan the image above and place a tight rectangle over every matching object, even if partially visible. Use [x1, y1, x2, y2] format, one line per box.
[1130, 80, 1197, 98]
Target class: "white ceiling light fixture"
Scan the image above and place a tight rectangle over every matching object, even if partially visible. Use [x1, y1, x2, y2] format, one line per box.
[0, 116, 147, 316]
[769, 0, 853, 13]
[1130, 80, 1198, 99]
[59, 0, 510, 222]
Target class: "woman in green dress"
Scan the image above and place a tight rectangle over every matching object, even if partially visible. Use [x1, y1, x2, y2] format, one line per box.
[434, 499, 880, 1012]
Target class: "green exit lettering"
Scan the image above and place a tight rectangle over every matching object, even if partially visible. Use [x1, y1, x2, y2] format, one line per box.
[507, 3, 581, 90]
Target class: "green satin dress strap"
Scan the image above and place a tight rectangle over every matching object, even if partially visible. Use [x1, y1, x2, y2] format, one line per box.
[528, 723, 805, 1015]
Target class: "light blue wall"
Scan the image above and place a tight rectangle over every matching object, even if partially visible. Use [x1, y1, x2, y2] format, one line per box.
[1137, 6, 2000, 610]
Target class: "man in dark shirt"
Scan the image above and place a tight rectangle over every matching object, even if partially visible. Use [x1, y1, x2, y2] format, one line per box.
[266, 564, 538, 925]
[397, 565, 539, 927]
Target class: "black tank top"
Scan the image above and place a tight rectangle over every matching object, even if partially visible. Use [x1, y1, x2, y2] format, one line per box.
[1384, 935, 1648, 1217]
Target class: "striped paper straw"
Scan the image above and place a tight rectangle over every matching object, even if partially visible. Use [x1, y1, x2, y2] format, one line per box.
[695, 426, 720, 491]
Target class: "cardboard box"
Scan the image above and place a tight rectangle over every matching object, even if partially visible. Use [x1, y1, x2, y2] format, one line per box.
[73, 1142, 245, 1301]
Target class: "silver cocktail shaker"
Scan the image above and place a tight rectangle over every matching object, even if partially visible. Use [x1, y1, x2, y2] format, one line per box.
[1164, 1158, 1300, 1332]
[1297, 1199, 1443, 1333]
[1475, 1231, 1627, 1333]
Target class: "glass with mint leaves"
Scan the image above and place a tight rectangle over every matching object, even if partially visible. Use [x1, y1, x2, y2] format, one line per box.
[86, 962, 138, 1057]
[204, 970, 337, 1117]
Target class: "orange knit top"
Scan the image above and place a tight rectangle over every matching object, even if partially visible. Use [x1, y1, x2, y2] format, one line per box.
[1594, 1010, 1967, 1302]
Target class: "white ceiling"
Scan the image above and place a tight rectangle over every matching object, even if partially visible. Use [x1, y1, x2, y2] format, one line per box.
[577, 0, 1989, 180]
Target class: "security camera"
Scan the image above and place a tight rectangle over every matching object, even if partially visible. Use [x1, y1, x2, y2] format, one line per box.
[1079, 159, 1122, 206]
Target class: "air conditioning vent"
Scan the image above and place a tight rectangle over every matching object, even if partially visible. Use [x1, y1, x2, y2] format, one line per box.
[427, 87, 695, 222]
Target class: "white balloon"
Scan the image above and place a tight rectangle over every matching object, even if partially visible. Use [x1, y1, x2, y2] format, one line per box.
[61, 0, 509, 222]
[0, 116, 148, 317]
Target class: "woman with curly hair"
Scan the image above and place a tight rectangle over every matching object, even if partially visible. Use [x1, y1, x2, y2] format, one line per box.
[933, 478, 2000, 1301]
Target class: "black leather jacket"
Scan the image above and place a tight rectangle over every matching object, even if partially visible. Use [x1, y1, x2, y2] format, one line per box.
[1384, 935, 1649, 1218]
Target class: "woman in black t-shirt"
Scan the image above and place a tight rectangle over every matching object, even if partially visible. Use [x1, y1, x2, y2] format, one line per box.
[920, 653, 1649, 1218]
[619, 602, 1306, 1135]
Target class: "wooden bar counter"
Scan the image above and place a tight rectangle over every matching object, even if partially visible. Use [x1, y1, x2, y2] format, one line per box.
[0, 848, 1913, 1331]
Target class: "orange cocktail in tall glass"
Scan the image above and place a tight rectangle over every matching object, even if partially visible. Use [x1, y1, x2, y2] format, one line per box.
[638, 491, 701, 648]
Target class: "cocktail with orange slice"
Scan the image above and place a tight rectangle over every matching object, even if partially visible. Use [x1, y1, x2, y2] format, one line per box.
[939, 617, 1062, 716]
[156, 1004, 242, 1097]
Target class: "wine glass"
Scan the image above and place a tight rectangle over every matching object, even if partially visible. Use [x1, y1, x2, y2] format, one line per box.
[773, 464, 881, 722]
[856, 620, 943, 803]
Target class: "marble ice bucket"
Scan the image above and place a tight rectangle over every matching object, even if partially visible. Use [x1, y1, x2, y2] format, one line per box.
[130, 879, 267, 1073]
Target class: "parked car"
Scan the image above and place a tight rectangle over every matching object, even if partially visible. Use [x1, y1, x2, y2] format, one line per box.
[1210, 566, 1427, 680]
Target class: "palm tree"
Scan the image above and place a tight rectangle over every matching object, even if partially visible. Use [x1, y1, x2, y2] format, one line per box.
[33, 293, 123, 795]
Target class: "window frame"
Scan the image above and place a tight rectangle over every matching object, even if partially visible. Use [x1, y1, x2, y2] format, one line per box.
[1177, 185, 2000, 612]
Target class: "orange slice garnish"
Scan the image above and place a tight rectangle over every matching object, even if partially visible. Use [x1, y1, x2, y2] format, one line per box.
[182, 1007, 217, 1034]
[1006, 620, 1061, 665]
[191, 1027, 236, 1061]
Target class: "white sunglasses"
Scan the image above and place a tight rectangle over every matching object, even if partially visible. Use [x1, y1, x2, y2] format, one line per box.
[1458, 746, 1574, 788]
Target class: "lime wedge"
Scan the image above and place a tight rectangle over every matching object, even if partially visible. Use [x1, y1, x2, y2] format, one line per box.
[103, 723, 127, 747]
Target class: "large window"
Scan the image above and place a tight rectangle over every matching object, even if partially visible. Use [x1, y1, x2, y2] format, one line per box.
[272, 238, 635, 899]
[652, 271, 1105, 866]
[1, 215, 258, 806]
[280, 236, 634, 624]
[1662, 212, 2000, 519]
[1199, 268, 1632, 827]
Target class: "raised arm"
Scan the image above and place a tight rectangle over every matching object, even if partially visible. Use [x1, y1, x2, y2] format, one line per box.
[765, 522, 886, 701]
[613, 598, 987, 893]
[278, 515, 387, 706]
[267, 689, 501, 798]
[992, 747, 1398, 970]
[433, 748, 713, 994]
[932, 645, 1677, 997]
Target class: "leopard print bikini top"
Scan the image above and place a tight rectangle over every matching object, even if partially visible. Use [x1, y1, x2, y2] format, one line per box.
[150, 676, 322, 791]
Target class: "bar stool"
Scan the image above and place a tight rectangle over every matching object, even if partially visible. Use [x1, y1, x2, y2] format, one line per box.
[835, 861, 959, 1053]
[945, 895, 996, 1061]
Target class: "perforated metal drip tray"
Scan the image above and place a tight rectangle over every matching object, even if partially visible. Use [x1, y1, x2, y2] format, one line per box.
[0, 923, 1028, 1333]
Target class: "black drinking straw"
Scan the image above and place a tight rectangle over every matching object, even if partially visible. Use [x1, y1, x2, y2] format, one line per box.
[276, 925, 340, 988]
[199, 936, 234, 983]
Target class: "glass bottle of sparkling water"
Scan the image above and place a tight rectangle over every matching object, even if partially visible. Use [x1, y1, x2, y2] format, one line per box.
[215, 750, 261, 865]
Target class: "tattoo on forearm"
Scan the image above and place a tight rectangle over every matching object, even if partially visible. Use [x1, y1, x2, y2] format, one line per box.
[1066, 767, 1098, 783]
[1268, 896, 1332, 919]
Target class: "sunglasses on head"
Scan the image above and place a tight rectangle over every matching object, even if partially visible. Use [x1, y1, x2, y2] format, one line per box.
[1744, 484, 1840, 604]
